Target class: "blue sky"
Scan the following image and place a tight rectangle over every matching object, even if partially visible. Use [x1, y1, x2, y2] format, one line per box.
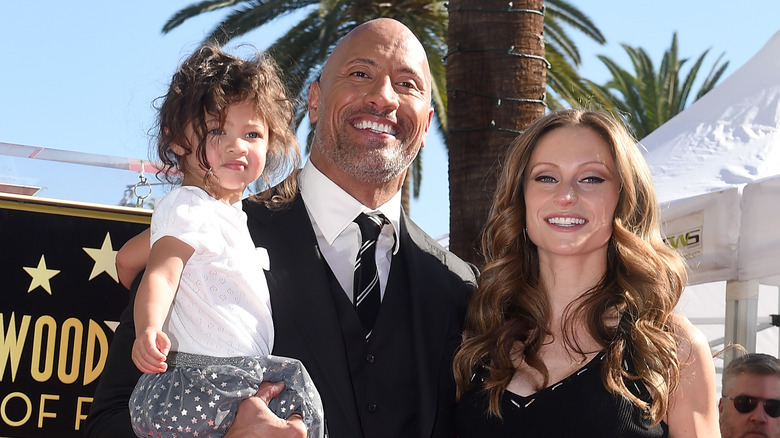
[2, 1, 780, 238]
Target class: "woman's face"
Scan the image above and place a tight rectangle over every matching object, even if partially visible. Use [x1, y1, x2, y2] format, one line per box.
[524, 126, 620, 263]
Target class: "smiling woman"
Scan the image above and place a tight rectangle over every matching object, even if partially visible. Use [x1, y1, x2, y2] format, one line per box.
[523, 125, 619, 262]
[453, 109, 721, 437]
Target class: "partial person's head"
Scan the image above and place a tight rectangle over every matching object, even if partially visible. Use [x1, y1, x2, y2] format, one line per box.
[307, 18, 434, 204]
[156, 44, 298, 201]
[719, 353, 780, 438]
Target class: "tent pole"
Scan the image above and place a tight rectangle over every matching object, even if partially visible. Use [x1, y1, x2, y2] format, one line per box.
[724, 279, 759, 363]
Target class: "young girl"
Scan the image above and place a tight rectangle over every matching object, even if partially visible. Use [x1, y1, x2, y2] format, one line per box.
[127, 44, 322, 438]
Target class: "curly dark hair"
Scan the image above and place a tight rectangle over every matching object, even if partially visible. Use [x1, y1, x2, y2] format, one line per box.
[154, 43, 299, 192]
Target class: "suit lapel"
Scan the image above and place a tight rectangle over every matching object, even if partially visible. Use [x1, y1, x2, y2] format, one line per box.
[399, 213, 454, 433]
[245, 195, 362, 435]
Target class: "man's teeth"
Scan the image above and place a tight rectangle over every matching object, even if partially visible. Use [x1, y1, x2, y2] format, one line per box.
[354, 120, 397, 135]
[547, 217, 585, 226]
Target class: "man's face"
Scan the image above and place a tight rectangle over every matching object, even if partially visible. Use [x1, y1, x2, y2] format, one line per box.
[720, 373, 780, 438]
[308, 19, 434, 187]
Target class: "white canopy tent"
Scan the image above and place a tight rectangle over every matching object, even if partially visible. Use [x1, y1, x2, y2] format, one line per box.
[640, 30, 780, 359]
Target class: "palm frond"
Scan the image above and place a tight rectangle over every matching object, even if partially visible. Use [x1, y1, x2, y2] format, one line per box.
[162, 0, 244, 34]
[597, 33, 730, 138]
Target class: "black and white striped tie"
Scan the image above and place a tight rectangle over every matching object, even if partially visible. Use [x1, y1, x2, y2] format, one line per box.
[353, 212, 388, 337]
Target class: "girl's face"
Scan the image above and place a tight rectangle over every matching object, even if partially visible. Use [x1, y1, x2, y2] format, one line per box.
[523, 126, 620, 264]
[178, 100, 268, 204]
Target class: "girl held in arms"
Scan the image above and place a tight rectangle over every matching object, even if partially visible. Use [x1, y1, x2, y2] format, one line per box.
[126, 44, 322, 438]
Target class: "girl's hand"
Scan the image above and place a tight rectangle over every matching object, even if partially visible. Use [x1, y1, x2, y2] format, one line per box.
[131, 327, 170, 374]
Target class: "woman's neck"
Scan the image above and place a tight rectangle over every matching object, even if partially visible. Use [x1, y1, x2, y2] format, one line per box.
[539, 253, 607, 321]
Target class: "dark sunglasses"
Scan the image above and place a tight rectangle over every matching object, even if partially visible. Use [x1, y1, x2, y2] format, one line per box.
[723, 395, 780, 418]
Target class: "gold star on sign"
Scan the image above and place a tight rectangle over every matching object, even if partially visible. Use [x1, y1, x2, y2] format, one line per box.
[83, 232, 119, 282]
[23, 255, 60, 294]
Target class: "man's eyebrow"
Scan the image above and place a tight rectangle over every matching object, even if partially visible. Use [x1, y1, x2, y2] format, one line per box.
[345, 57, 378, 68]
[399, 66, 424, 83]
[345, 57, 425, 84]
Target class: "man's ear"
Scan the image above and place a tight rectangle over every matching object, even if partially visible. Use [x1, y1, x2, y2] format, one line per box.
[420, 106, 434, 149]
[308, 81, 321, 124]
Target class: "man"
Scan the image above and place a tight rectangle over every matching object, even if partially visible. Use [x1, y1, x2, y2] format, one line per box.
[719, 353, 780, 438]
[84, 18, 476, 438]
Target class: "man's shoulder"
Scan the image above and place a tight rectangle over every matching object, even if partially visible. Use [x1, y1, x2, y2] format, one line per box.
[402, 215, 477, 285]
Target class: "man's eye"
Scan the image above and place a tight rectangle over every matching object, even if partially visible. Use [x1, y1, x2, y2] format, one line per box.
[351, 71, 369, 78]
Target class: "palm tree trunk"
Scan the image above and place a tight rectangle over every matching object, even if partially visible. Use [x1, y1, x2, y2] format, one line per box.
[447, 0, 547, 266]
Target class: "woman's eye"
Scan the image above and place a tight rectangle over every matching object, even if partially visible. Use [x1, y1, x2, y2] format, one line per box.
[582, 176, 605, 184]
[534, 175, 556, 183]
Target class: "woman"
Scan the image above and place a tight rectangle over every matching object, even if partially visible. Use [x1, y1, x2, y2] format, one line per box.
[453, 109, 719, 437]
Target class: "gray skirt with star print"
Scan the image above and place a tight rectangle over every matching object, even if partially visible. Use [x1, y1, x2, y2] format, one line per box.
[129, 352, 323, 438]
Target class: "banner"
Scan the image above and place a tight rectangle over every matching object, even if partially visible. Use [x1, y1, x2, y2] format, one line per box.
[0, 193, 150, 437]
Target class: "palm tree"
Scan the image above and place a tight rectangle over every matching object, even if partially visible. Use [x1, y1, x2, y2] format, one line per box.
[446, 0, 546, 264]
[543, 0, 610, 110]
[161, 0, 607, 212]
[597, 32, 729, 139]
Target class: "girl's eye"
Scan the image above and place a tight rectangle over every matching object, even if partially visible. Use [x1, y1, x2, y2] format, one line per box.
[246, 132, 260, 139]
[208, 128, 224, 135]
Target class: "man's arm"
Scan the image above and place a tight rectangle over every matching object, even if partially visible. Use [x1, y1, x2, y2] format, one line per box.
[116, 229, 150, 289]
[83, 273, 143, 438]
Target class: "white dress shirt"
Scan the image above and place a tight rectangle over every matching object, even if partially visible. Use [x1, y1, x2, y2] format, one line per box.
[299, 160, 400, 302]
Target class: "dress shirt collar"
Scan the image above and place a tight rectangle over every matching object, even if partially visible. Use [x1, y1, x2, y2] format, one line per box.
[299, 160, 401, 252]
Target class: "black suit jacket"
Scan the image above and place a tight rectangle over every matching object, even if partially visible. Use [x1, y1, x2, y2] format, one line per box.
[83, 193, 476, 438]
[243, 194, 476, 438]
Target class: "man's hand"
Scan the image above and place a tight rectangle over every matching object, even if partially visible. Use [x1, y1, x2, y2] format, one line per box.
[224, 381, 307, 438]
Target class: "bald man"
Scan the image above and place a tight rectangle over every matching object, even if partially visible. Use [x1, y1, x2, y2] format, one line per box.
[85, 18, 476, 438]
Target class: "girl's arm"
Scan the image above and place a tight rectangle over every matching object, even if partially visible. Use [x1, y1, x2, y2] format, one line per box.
[665, 313, 721, 437]
[116, 229, 151, 289]
[131, 235, 193, 374]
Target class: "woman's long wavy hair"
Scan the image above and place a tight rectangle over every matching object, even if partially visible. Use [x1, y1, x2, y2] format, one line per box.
[154, 43, 300, 201]
[453, 109, 688, 424]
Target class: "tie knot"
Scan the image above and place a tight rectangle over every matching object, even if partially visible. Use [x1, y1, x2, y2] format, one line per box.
[354, 212, 387, 242]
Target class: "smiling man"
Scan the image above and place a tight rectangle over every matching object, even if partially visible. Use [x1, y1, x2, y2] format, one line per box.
[84, 18, 476, 438]
[306, 18, 434, 207]
[239, 19, 476, 438]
